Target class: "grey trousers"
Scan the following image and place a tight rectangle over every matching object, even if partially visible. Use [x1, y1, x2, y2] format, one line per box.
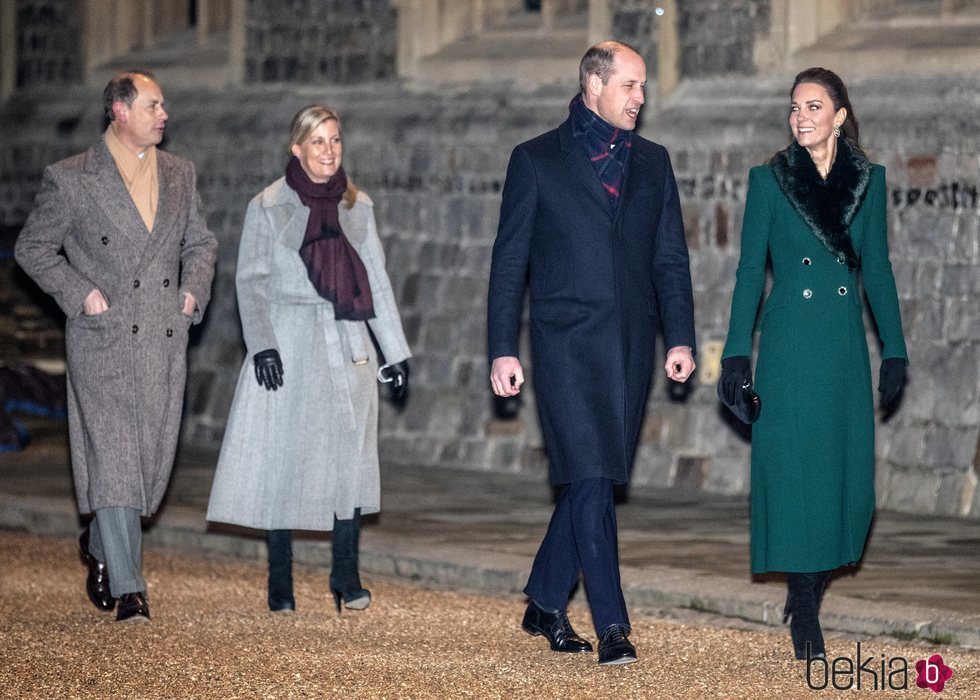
[87, 506, 146, 597]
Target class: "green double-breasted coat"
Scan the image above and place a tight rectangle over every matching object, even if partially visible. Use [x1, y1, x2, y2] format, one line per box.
[723, 160, 907, 574]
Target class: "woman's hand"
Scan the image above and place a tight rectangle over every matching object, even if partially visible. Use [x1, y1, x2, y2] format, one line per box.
[254, 349, 284, 391]
[386, 360, 410, 403]
[717, 356, 752, 405]
[878, 358, 906, 408]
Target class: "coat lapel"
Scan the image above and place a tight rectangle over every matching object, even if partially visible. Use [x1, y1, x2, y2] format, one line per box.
[614, 143, 645, 228]
[81, 141, 150, 250]
[558, 119, 613, 220]
[263, 179, 308, 251]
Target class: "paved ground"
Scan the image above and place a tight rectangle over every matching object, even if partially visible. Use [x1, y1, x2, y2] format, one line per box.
[1, 414, 980, 667]
[1, 531, 978, 699]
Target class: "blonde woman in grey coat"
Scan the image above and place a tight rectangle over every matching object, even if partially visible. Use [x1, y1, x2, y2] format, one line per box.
[207, 105, 411, 613]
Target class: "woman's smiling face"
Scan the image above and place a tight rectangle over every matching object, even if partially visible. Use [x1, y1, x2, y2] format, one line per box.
[789, 82, 845, 150]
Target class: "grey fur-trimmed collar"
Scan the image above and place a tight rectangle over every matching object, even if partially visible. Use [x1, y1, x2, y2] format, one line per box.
[769, 138, 871, 268]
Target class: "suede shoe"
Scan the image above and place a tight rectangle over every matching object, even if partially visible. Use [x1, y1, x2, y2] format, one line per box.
[116, 592, 151, 622]
[78, 527, 115, 612]
[521, 600, 593, 653]
[598, 624, 637, 666]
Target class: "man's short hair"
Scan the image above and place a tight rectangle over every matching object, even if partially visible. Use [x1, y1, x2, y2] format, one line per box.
[579, 41, 641, 94]
[103, 70, 156, 121]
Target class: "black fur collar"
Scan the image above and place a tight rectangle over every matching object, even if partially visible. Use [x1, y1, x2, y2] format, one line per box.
[769, 138, 871, 268]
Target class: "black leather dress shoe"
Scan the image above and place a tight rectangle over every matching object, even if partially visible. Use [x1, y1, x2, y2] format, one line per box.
[79, 528, 115, 612]
[116, 592, 151, 622]
[598, 624, 637, 665]
[521, 600, 593, 653]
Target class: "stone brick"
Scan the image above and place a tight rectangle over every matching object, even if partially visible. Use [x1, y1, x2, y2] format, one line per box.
[935, 471, 974, 517]
[944, 299, 980, 342]
[880, 465, 940, 514]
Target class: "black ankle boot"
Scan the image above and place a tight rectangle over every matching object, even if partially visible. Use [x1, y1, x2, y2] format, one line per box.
[267, 529, 295, 612]
[785, 571, 832, 659]
[330, 509, 370, 613]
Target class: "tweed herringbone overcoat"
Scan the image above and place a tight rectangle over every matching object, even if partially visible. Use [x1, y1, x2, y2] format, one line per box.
[15, 140, 218, 516]
[206, 179, 411, 531]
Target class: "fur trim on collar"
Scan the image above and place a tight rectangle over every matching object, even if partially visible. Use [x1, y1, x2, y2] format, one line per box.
[769, 138, 871, 268]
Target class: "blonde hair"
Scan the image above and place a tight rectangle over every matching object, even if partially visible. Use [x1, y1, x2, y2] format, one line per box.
[288, 104, 359, 209]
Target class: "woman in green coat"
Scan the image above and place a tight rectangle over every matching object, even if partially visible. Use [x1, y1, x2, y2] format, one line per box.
[719, 68, 908, 660]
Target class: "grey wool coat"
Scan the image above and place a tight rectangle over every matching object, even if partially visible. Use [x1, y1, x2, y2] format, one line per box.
[14, 140, 218, 516]
[206, 178, 411, 531]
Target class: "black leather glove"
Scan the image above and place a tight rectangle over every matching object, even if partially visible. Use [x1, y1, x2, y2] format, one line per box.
[386, 360, 410, 403]
[717, 355, 752, 406]
[878, 358, 906, 408]
[254, 349, 284, 391]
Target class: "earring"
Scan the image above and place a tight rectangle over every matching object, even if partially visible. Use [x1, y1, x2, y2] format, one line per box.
[833, 124, 841, 138]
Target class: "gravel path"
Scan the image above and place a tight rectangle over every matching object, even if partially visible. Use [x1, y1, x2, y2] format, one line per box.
[1, 532, 976, 699]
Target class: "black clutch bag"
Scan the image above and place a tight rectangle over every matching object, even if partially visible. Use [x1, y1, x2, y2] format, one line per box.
[721, 380, 761, 424]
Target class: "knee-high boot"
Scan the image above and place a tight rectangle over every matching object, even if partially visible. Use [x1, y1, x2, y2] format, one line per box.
[266, 529, 295, 612]
[329, 508, 370, 612]
[784, 571, 832, 659]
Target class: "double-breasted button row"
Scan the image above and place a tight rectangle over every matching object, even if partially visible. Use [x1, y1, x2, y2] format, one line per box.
[134, 325, 178, 337]
[802, 287, 849, 299]
[134, 279, 171, 288]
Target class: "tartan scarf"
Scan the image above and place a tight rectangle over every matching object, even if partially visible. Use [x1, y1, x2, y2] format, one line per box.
[285, 157, 375, 320]
[569, 93, 632, 207]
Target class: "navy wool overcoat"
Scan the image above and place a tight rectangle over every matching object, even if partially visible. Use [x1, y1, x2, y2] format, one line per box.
[487, 117, 696, 485]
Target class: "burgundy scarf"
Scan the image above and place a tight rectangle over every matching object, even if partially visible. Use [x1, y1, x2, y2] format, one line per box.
[285, 157, 375, 320]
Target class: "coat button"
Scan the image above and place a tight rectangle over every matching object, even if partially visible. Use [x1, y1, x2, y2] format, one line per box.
[133, 279, 140, 288]
[132, 324, 139, 334]
[180, 238, 186, 247]
[838, 286, 848, 296]
[802, 257, 811, 266]
[163, 279, 170, 288]
[166, 328, 173, 337]
[802, 289, 813, 299]
[838, 258, 846, 265]
[101, 236, 109, 245]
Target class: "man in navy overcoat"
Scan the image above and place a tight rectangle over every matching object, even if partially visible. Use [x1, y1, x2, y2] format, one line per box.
[487, 41, 696, 666]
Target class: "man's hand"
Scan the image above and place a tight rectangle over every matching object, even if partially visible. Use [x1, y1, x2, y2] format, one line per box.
[665, 346, 695, 383]
[180, 292, 197, 317]
[490, 356, 524, 397]
[83, 289, 109, 315]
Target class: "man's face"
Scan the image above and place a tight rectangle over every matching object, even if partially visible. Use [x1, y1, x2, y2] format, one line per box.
[113, 76, 168, 153]
[593, 50, 646, 131]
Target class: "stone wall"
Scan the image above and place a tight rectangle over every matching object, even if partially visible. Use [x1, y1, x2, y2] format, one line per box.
[15, 0, 81, 87]
[610, 0, 660, 74]
[244, 0, 397, 84]
[676, 0, 769, 77]
[1, 71, 977, 519]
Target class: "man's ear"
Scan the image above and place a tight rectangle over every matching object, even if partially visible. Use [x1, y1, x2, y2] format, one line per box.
[588, 73, 603, 98]
[112, 101, 128, 124]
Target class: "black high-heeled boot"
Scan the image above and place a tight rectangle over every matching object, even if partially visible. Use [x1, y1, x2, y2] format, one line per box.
[784, 571, 832, 659]
[267, 529, 295, 612]
[329, 509, 370, 613]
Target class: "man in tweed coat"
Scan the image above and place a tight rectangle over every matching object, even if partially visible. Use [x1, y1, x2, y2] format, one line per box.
[15, 71, 218, 622]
